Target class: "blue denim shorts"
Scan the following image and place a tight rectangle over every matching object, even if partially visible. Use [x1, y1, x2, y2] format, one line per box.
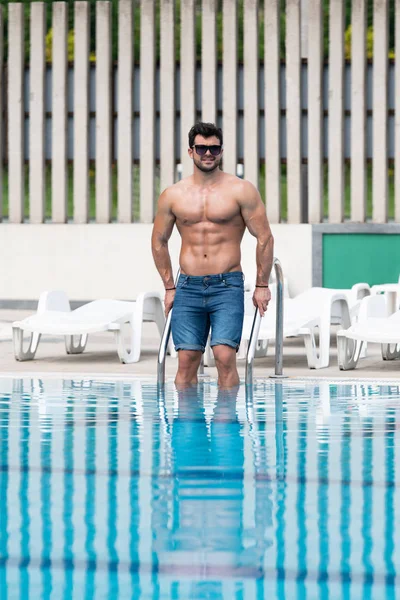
[171, 271, 245, 353]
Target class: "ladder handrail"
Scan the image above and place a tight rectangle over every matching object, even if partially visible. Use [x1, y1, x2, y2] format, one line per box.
[157, 269, 180, 388]
[245, 257, 285, 384]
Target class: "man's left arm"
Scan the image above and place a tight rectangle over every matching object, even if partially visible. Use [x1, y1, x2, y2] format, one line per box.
[239, 181, 274, 316]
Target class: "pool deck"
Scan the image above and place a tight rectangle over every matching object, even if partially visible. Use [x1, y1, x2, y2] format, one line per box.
[1, 308, 400, 381]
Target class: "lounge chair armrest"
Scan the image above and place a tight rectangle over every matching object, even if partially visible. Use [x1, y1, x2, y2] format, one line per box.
[350, 283, 371, 301]
[37, 290, 71, 314]
[297, 326, 312, 335]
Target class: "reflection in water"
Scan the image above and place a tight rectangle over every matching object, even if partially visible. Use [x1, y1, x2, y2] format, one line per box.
[41, 413, 52, 599]
[0, 389, 10, 599]
[296, 400, 307, 600]
[362, 418, 373, 600]
[19, 392, 30, 599]
[385, 408, 396, 600]
[64, 398, 74, 600]
[274, 383, 286, 600]
[340, 414, 351, 600]
[108, 397, 118, 599]
[0, 378, 398, 598]
[85, 400, 96, 600]
[318, 416, 329, 600]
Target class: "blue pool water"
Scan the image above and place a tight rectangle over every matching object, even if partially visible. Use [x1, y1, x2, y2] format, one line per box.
[0, 376, 399, 599]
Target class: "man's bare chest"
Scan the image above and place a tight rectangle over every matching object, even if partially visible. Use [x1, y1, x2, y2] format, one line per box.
[173, 195, 242, 226]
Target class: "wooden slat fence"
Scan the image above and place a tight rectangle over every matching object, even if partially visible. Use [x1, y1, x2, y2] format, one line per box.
[0, 0, 396, 224]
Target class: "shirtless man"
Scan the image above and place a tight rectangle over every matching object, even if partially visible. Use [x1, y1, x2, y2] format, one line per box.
[151, 122, 274, 388]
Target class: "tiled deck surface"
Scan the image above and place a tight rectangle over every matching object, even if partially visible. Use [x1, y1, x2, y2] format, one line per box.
[1, 308, 400, 381]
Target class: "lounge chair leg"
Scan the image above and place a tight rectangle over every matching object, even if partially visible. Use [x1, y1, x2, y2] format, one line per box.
[337, 335, 363, 370]
[302, 299, 348, 369]
[381, 343, 400, 361]
[302, 327, 319, 369]
[13, 327, 41, 361]
[302, 325, 334, 369]
[255, 339, 269, 357]
[301, 322, 330, 369]
[114, 313, 142, 364]
[65, 334, 88, 354]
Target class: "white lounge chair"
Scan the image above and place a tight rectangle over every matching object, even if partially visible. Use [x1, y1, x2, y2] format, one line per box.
[337, 294, 400, 370]
[240, 282, 370, 365]
[370, 276, 400, 315]
[12, 290, 167, 363]
[204, 287, 352, 369]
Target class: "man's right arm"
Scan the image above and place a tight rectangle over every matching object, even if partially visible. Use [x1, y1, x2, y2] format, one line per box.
[151, 189, 176, 313]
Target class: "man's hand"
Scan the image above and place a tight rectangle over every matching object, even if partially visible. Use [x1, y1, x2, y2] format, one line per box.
[164, 288, 176, 316]
[252, 287, 271, 317]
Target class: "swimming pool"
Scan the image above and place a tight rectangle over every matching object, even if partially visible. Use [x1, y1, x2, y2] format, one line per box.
[0, 376, 399, 599]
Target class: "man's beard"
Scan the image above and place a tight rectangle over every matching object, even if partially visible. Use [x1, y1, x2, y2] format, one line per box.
[193, 157, 221, 173]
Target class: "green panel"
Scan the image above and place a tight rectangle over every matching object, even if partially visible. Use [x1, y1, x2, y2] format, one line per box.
[323, 233, 400, 288]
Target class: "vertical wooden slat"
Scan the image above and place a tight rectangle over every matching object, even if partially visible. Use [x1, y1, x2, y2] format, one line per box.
[243, 0, 259, 187]
[118, 0, 133, 222]
[52, 2, 68, 223]
[140, 0, 155, 222]
[286, 0, 302, 223]
[372, 0, 388, 223]
[395, 0, 400, 222]
[0, 7, 4, 221]
[265, 0, 281, 222]
[307, 0, 323, 223]
[180, 0, 196, 178]
[8, 4, 24, 223]
[29, 3, 46, 224]
[201, 0, 217, 123]
[301, 0, 309, 57]
[73, 1, 90, 224]
[96, 1, 112, 223]
[351, 0, 367, 222]
[160, 0, 175, 193]
[328, 0, 345, 223]
[222, 0, 237, 175]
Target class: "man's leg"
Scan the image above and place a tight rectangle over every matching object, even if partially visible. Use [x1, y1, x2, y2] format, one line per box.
[171, 275, 209, 387]
[212, 344, 240, 388]
[175, 350, 203, 386]
[208, 273, 244, 388]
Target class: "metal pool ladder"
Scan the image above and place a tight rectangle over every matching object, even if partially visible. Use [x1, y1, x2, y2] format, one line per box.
[157, 258, 285, 387]
[245, 257, 286, 385]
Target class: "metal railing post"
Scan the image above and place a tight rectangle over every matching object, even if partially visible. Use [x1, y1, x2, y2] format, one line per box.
[245, 257, 287, 385]
[157, 269, 179, 388]
[270, 258, 286, 379]
[157, 308, 173, 388]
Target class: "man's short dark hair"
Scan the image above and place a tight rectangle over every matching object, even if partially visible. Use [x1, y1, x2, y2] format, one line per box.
[188, 122, 223, 148]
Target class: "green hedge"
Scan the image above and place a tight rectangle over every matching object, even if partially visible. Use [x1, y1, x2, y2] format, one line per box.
[1, 0, 396, 63]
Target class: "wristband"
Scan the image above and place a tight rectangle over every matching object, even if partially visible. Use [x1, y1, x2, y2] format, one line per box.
[165, 287, 176, 291]
[255, 285, 269, 288]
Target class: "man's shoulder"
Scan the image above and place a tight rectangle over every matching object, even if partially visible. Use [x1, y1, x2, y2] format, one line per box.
[159, 180, 186, 205]
[221, 173, 258, 199]
[161, 178, 191, 198]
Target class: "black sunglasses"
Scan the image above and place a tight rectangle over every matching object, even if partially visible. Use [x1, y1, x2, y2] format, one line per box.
[193, 144, 222, 157]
